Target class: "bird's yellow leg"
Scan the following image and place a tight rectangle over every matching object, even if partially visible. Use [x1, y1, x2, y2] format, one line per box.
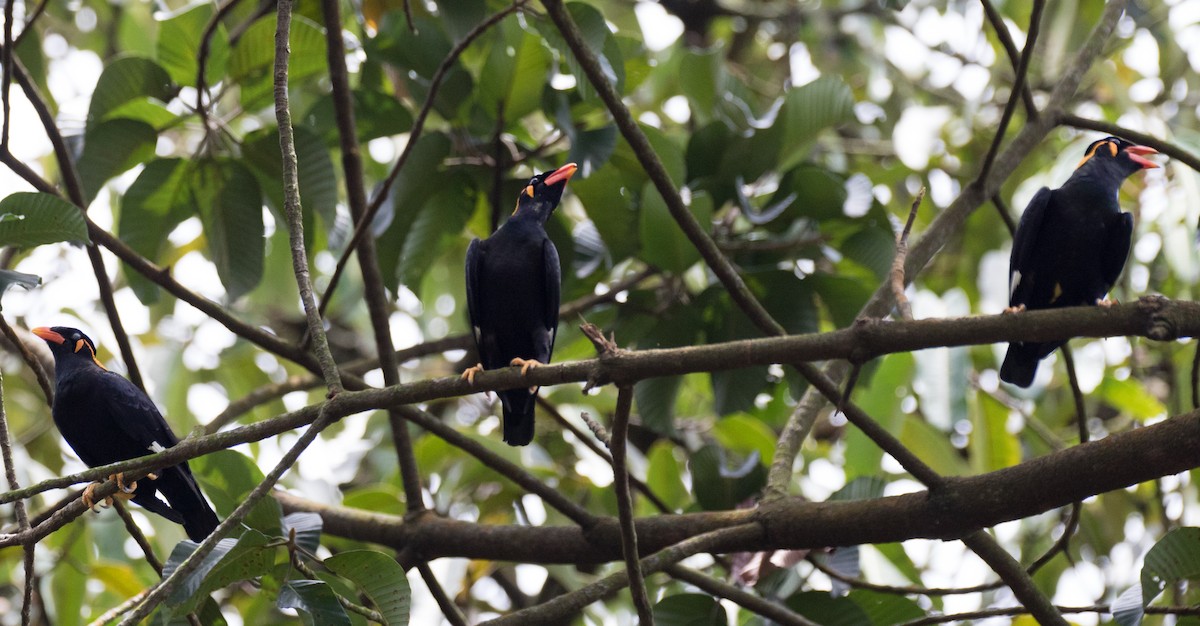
[115, 472, 138, 497]
[461, 363, 485, 384]
[1096, 297, 1118, 308]
[1003, 303, 1026, 314]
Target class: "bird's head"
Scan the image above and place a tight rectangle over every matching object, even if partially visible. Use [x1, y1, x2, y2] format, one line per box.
[1075, 136, 1159, 179]
[32, 326, 106, 371]
[512, 163, 578, 222]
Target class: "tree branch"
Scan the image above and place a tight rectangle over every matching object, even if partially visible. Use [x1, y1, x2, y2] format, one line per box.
[609, 385, 652, 623]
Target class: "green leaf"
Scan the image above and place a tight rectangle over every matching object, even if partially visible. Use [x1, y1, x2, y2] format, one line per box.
[375, 133, 452, 285]
[653, 593, 727, 626]
[841, 226, 896, 281]
[78, 119, 157, 203]
[638, 183, 711, 273]
[242, 126, 339, 232]
[829, 476, 887, 502]
[712, 414, 777, 466]
[304, 90, 414, 145]
[645, 441, 688, 511]
[1141, 527, 1200, 606]
[325, 550, 412, 625]
[478, 22, 551, 122]
[971, 393, 1019, 473]
[160, 538, 239, 612]
[1098, 377, 1168, 421]
[229, 15, 328, 109]
[1113, 584, 1143, 626]
[49, 526, 89, 626]
[278, 580, 352, 626]
[678, 47, 722, 121]
[118, 158, 193, 303]
[779, 76, 855, 170]
[634, 376, 683, 436]
[899, 416, 968, 477]
[0, 270, 40, 310]
[847, 589, 925, 625]
[809, 274, 873, 328]
[86, 56, 175, 128]
[846, 353, 913, 478]
[689, 444, 766, 510]
[191, 159, 265, 300]
[572, 164, 638, 261]
[192, 449, 283, 535]
[369, 15, 451, 79]
[396, 184, 475, 288]
[786, 591, 872, 626]
[165, 530, 278, 614]
[283, 512, 323, 554]
[157, 4, 229, 87]
[0, 192, 90, 247]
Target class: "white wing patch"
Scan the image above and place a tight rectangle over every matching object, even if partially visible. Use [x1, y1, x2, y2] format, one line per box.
[1009, 270, 1021, 299]
[148, 441, 167, 453]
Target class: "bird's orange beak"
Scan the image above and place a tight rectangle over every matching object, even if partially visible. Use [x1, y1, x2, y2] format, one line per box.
[32, 327, 64, 344]
[544, 163, 578, 186]
[1125, 144, 1160, 169]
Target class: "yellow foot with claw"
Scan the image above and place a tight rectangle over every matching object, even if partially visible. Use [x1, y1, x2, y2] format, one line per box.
[1003, 304, 1026, 314]
[510, 358, 545, 376]
[82, 474, 138, 511]
[461, 363, 484, 385]
[1096, 298, 1118, 308]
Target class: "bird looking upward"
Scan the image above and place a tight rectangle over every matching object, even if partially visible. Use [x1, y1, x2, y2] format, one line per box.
[33, 326, 220, 541]
[463, 163, 577, 446]
[1000, 136, 1160, 387]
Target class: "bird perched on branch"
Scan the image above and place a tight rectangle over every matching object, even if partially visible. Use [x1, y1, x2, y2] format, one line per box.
[463, 163, 577, 445]
[1000, 137, 1159, 387]
[33, 326, 220, 541]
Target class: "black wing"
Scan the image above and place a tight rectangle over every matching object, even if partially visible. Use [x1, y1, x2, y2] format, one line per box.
[1008, 187, 1053, 307]
[1100, 212, 1133, 290]
[100, 372, 181, 454]
[465, 238, 486, 354]
[542, 238, 561, 356]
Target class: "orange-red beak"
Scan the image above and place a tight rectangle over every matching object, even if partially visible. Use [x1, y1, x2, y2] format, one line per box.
[32, 327, 64, 344]
[1125, 144, 1160, 169]
[544, 162, 578, 186]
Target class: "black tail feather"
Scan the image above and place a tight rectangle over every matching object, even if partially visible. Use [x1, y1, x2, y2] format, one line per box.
[149, 466, 221, 541]
[1000, 341, 1061, 388]
[499, 389, 537, 446]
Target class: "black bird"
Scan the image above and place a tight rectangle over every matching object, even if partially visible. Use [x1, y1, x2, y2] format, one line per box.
[33, 326, 220, 541]
[1000, 137, 1159, 387]
[463, 163, 577, 445]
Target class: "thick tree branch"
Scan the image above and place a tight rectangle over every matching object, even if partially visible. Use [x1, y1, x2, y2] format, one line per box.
[278, 406, 1200, 563]
[0, 374, 34, 626]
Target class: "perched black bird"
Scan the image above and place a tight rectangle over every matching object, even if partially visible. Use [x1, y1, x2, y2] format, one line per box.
[33, 326, 220, 541]
[1000, 137, 1159, 387]
[463, 163, 577, 445]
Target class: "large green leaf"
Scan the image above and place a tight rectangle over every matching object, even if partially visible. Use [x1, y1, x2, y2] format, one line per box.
[229, 15, 328, 109]
[304, 90, 414, 145]
[375, 132, 452, 288]
[713, 414, 777, 466]
[1142, 527, 1200, 605]
[645, 441, 688, 511]
[572, 164, 638, 262]
[159, 539, 239, 614]
[242, 126, 339, 233]
[689, 444, 766, 511]
[0, 270, 40, 310]
[971, 393, 1019, 473]
[847, 589, 925, 625]
[0, 192, 90, 247]
[118, 158, 193, 303]
[191, 159, 265, 300]
[533, 2, 625, 98]
[324, 550, 412, 625]
[78, 119, 157, 203]
[278, 580, 352, 626]
[478, 21, 551, 122]
[1097, 377, 1168, 421]
[164, 530, 278, 614]
[86, 56, 175, 128]
[786, 591, 872, 626]
[778, 76, 855, 171]
[49, 526, 89, 626]
[157, 4, 229, 87]
[898, 416, 968, 477]
[653, 593, 727, 626]
[396, 183, 475, 288]
[192, 450, 283, 536]
[637, 184, 711, 274]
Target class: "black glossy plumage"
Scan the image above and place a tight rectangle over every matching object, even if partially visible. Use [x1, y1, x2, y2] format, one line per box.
[34, 326, 220, 541]
[1000, 137, 1158, 387]
[465, 163, 576, 445]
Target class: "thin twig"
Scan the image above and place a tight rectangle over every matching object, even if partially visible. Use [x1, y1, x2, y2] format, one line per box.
[111, 501, 163, 575]
[611, 386, 653, 624]
[961, 531, 1068, 626]
[274, 0, 342, 395]
[1059, 114, 1200, 174]
[977, 0, 1045, 182]
[418, 562, 469, 626]
[1, 0, 13, 150]
[0, 317, 53, 405]
[890, 188, 925, 320]
[899, 604, 1200, 626]
[318, 0, 527, 316]
[0, 373, 34, 626]
[290, 551, 385, 622]
[196, 0, 244, 147]
[991, 194, 1018, 236]
[979, 0, 1038, 117]
[84, 589, 150, 626]
[667, 565, 820, 626]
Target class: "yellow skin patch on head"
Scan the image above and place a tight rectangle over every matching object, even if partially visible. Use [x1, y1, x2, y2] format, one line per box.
[1077, 140, 1116, 169]
[74, 338, 106, 370]
[513, 185, 537, 215]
